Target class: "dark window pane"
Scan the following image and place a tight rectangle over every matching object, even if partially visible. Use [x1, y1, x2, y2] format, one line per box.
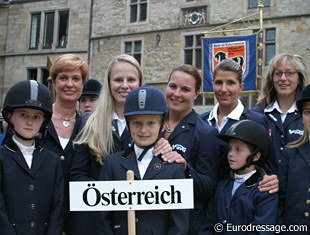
[185, 36, 193, 47]
[194, 94, 203, 105]
[29, 13, 40, 49]
[131, 0, 138, 3]
[196, 48, 202, 69]
[134, 54, 141, 64]
[58, 11, 69, 48]
[266, 28, 275, 41]
[125, 42, 132, 53]
[43, 12, 55, 49]
[134, 41, 142, 52]
[265, 0, 270, 7]
[248, 0, 257, 8]
[196, 35, 203, 46]
[28, 69, 37, 80]
[41, 68, 49, 86]
[140, 3, 147, 21]
[130, 5, 138, 22]
[265, 44, 275, 65]
[184, 50, 193, 64]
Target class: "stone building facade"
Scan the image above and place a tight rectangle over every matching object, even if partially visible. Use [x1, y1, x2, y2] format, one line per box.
[0, 0, 309, 112]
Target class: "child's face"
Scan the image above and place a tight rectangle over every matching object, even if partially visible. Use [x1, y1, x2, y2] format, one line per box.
[302, 102, 310, 134]
[128, 114, 162, 148]
[227, 138, 255, 174]
[8, 108, 45, 144]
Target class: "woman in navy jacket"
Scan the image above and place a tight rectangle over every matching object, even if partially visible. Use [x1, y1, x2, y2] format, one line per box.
[200, 59, 279, 193]
[278, 84, 310, 234]
[41, 54, 88, 234]
[252, 53, 307, 173]
[163, 64, 220, 235]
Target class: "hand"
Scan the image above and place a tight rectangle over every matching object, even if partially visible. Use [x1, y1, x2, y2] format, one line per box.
[161, 151, 187, 165]
[259, 174, 279, 194]
[153, 138, 172, 156]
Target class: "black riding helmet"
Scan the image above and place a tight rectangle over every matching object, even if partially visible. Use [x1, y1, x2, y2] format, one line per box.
[2, 80, 53, 139]
[217, 120, 271, 167]
[79, 79, 102, 99]
[297, 84, 310, 115]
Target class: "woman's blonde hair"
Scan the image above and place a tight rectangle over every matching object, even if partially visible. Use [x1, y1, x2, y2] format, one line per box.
[50, 54, 89, 83]
[256, 53, 307, 107]
[74, 54, 143, 164]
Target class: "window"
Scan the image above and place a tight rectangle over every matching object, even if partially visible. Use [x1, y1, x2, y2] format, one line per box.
[57, 11, 69, 48]
[29, 13, 41, 49]
[124, 40, 142, 64]
[130, 0, 147, 23]
[28, 69, 37, 80]
[41, 68, 49, 86]
[184, 34, 203, 69]
[29, 10, 69, 50]
[248, 0, 270, 9]
[43, 12, 55, 49]
[265, 28, 276, 65]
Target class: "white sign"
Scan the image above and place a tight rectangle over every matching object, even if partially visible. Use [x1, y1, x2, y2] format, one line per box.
[70, 179, 194, 211]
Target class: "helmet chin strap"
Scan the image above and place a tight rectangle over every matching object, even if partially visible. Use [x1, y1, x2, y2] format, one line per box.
[234, 148, 259, 173]
[13, 129, 41, 141]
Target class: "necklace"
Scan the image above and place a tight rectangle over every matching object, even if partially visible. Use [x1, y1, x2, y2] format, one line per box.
[53, 110, 76, 128]
[164, 121, 174, 133]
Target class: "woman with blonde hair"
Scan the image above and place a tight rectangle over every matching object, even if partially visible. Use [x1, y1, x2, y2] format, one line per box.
[253, 53, 307, 172]
[70, 54, 172, 235]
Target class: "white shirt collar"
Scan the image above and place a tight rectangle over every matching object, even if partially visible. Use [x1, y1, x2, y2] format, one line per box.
[234, 169, 256, 183]
[134, 144, 154, 179]
[208, 100, 244, 131]
[113, 112, 126, 136]
[264, 100, 297, 114]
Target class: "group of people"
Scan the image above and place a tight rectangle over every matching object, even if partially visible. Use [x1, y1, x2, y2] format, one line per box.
[0, 52, 308, 235]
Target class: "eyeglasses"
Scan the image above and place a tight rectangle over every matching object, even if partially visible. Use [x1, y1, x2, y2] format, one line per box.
[273, 71, 297, 79]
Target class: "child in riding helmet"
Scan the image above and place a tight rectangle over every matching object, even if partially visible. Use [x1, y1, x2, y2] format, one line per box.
[97, 85, 189, 235]
[199, 120, 278, 234]
[0, 80, 64, 235]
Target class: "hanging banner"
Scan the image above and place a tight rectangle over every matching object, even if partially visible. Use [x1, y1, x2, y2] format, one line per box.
[202, 34, 257, 93]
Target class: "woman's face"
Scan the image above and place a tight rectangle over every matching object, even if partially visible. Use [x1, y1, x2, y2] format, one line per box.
[212, 70, 244, 109]
[273, 62, 300, 100]
[109, 62, 140, 107]
[54, 69, 84, 103]
[165, 71, 198, 115]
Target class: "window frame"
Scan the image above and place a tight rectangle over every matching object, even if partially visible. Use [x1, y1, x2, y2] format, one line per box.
[248, 0, 270, 9]
[43, 12, 55, 49]
[183, 33, 204, 69]
[264, 28, 276, 65]
[123, 39, 143, 64]
[57, 10, 69, 48]
[129, 0, 148, 23]
[29, 13, 41, 49]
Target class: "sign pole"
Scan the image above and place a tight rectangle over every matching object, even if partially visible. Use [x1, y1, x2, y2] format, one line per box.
[127, 170, 136, 235]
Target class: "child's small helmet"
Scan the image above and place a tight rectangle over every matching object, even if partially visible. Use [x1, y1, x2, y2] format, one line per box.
[297, 84, 310, 115]
[217, 120, 271, 164]
[2, 80, 53, 124]
[80, 79, 102, 99]
[124, 85, 167, 117]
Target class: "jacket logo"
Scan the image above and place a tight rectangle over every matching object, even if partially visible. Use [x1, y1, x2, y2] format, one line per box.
[172, 144, 187, 153]
[288, 129, 303, 135]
